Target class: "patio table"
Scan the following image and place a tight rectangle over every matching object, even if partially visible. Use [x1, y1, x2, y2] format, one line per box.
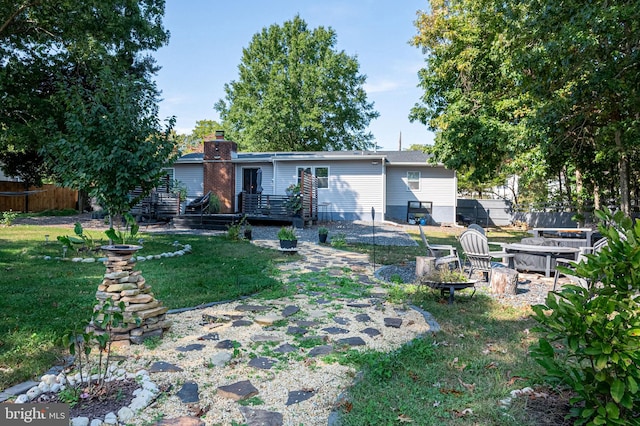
[504, 243, 580, 278]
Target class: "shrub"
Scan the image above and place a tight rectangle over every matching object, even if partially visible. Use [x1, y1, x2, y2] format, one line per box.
[530, 208, 640, 425]
[318, 226, 329, 235]
[0, 210, 18, 226]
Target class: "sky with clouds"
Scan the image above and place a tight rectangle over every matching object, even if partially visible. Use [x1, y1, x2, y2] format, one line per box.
[153, 0, 434, 151]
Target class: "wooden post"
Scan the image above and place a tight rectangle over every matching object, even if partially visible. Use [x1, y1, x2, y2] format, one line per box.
[490, 268, 519, 295]
[416, 256, 436, 279]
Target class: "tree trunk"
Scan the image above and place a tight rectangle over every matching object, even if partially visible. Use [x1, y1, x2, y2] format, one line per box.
[490, 268, 518, 295]
[615, 129, 631, 216]
[594, 182, 601, 210]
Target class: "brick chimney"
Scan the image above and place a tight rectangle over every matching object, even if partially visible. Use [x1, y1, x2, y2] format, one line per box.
[203, 131, 237, 213]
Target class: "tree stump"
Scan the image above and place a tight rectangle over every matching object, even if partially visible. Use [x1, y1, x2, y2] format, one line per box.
[490, 268, 519, 295]
[415, 256, 436, 279]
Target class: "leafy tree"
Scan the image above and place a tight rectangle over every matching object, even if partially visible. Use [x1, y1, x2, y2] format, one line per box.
[0, 0, 173, 215]
[410, 0, 531, 188]
[215, 15, 379, 152]
[411, 0, 640, 213]
[46, 68, 176, 221]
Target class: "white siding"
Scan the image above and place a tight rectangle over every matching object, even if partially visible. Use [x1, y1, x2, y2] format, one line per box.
[273, 159, 384, 220]
[386, 166, 455, 206]
[234, 163, 274, 196]
[386, 165, 456, 223]
[174, 164, 203, 202]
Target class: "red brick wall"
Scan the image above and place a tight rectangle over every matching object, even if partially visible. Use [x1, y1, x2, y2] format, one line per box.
[203, 139, 237, 213]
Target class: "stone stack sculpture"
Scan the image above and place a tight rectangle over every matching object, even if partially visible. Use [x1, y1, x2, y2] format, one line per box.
[93, 245, 171, 345]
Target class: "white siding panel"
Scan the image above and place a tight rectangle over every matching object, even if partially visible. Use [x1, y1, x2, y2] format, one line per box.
[386, 166, 455, 206]
[174, 164, 203, 201]
[234, 164, 274, 195]
[273, 159, 384, 219]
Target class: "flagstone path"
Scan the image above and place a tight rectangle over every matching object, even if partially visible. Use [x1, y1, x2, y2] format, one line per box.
[105, 239, 436, 426]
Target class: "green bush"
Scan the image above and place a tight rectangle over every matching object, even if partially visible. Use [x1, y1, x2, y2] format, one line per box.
[530, 208, 640, 425]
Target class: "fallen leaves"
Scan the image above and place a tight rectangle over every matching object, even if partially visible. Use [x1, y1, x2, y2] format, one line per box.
[397, 413, 414, 422]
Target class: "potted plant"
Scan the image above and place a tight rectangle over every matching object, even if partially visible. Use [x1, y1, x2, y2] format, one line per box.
[318, 226, 329, 244]
[277, 226, 297, 249]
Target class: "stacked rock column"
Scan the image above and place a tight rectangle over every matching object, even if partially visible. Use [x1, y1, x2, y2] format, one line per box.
[94, 246, 171, 345]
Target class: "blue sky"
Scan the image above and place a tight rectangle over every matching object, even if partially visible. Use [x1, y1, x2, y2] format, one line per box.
[153, 0, 434, 151]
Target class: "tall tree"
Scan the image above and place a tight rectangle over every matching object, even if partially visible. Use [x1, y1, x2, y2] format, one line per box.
[46, 68, 176, 219]
[504, 0, 640, 215]
[0, 0, 174, 214]
[410, 0, 532, 187]
[215, 15, 379, 152]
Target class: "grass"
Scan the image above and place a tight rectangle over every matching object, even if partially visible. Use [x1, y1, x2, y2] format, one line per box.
[334, 288, 547, 425]
[1, 221, 551, 424]
[0, 225, 287, 388]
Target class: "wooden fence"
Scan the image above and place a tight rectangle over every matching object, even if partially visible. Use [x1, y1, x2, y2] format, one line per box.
[0, 181, 78, 212]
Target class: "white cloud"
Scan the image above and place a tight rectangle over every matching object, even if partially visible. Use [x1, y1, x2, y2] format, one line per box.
[364, 79, 401, 94]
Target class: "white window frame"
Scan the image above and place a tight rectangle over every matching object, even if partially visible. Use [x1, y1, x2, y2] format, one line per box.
[407, 171, 420, 191]
[315, 166, 329, 189]
[297, 166, 330, 189]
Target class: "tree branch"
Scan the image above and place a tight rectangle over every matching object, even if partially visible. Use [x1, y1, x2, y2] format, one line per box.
[0, 1, 40, 36]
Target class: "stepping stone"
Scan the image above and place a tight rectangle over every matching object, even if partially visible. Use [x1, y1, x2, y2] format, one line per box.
[308, 345, 333, 357]
[314, 298, 331, 304]
[232, 320, 253, 327]
[355, 314, 371, 323]
[281, 305, 299, 317]
[251, 335, 283, 343]
[239, 407, 283, 426]
[156, 417, 205, 426]
[347, 302, 371, 308]
[255, 314, 282, 325]
[286, 390, 315, 406]
[274, 343, 297, 354]
[358, 275, 373, 284]
[176, 344, 205, 352]
[149, 361, 183, 373]
[361, 328, 381, 337]
[217, 380, 259, 401]
[235, 304, 271, 312]
[177, 381, 199, 403]
[198, 333, 220, 341]
[336, 337, 366, 347]
[296, 320, 318, 327]
[384, 318, 403, 329]
[210, 352, 233, 367]
[322, 327, 349, 335]
[286, 326, 308, 335]
[215, 340, 238, 349]
[248, 357, 276, 370]
[333, 317, 350, 325]
[202, 314, 232, 324]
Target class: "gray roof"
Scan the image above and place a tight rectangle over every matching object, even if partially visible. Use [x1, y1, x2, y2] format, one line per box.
[175, 149, 436, 166]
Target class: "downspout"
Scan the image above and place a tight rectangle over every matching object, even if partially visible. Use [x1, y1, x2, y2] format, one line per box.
[381, 158, 386, 222]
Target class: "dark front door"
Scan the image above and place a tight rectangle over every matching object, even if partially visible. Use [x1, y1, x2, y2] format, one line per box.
[243, 168, 259, 194]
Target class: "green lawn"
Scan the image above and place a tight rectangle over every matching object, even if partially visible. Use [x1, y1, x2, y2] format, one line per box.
[1, 223, 547, 425]
[0, 225, 287, 388]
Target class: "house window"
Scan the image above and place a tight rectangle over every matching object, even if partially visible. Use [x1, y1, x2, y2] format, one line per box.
[297, 167, 311, 185]
[297, 166, 329, 189]
[315, 167, 329, 189]
[407, 171, 420, 190]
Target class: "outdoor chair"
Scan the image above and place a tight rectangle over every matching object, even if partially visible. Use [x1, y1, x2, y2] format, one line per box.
[185, 191, 211, 214]
[468, 224, 485, 234]
[459, 228, 515, 282]
[553, 237, 608, 290]
[418, 224, 462, 270]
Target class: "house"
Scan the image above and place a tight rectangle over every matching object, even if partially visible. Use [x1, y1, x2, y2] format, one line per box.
[171, 131, 457, 224]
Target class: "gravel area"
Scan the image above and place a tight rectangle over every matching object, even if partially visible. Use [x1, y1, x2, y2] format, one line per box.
[376, 262, 560, 309]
